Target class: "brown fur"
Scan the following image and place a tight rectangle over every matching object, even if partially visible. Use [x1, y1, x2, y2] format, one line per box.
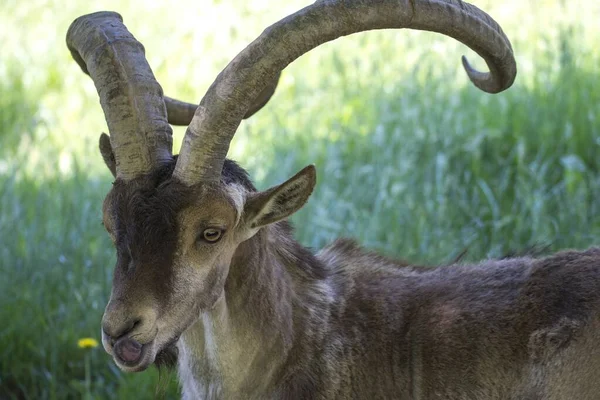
[98, 158, 600, 399]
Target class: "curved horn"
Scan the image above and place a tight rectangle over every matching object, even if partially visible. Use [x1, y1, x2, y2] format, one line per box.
[165, 71, 282, 125]
[67, 11, 173, 180]
[173, 0, 517, 186]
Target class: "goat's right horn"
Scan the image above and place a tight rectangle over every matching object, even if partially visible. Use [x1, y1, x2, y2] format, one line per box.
[172, 0, 517, 186]
[67, 11, 173, 180]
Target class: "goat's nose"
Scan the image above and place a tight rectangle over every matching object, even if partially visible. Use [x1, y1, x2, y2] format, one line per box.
[102, 317, 141, 343]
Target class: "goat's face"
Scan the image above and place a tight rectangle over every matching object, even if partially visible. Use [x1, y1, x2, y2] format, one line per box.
[100, 164, 316, 372]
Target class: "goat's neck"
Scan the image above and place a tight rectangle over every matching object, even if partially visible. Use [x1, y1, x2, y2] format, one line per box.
[178, 223, 328, 397]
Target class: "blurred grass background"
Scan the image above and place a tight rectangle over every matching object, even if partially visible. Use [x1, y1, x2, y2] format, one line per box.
[1, 0, 599, 398]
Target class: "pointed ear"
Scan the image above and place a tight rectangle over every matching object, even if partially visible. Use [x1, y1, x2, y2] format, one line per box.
[99, 133, 117, 177]
[244, 165, 316, 229]
[242, 72, 281, 119]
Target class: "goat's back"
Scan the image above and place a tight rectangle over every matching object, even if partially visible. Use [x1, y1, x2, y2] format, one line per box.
[311, 241, 600, 399]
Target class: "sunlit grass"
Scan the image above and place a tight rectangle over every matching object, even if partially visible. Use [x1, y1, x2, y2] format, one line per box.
[1, 0, 599, 398]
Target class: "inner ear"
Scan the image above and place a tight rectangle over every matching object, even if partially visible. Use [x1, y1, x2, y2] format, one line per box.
[99, 133, 117, 177]
[244, 165, 316, 229]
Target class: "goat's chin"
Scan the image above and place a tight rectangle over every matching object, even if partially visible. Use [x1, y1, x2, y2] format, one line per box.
[116, 357, 154, 372]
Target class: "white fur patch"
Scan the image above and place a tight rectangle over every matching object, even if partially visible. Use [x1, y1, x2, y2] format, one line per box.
[225, 183, 247, 227]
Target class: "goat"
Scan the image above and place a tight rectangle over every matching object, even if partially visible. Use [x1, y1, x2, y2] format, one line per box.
[66, 1, 600, 399]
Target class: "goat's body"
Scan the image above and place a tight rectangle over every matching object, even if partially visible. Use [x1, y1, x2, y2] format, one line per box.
[70, 2, 525, 397]
[70, 2, 524, 397]
[316, 240, 600, 399]
[177, 232, 600, 399]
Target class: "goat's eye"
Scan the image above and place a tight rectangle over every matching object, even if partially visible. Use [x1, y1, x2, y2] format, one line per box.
[202, 228, 223, 243]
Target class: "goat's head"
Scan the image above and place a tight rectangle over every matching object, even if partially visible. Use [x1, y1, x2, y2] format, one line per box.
[67, 0, 517, 372]
[97, 158, 314, 371]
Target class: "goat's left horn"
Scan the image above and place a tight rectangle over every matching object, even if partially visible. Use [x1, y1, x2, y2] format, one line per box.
[67, 11, 173, 180]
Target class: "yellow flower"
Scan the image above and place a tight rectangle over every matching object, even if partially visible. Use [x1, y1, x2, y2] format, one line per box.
[78, 337, 99, 349]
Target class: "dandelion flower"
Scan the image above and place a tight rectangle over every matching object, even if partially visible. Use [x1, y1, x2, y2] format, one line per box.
[78, 337, 99, 349]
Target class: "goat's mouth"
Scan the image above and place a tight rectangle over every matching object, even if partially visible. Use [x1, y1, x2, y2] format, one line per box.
[111, 336, 155, 372]
[103, 330, 181, 373]
[100, 331, 156, 373]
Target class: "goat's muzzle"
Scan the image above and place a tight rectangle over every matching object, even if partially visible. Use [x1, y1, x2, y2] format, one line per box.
[101, 326, 157, 372]
[101, 302, 159, 372]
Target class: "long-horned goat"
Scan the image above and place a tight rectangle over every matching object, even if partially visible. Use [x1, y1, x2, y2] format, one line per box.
[66, 1, 600, 399]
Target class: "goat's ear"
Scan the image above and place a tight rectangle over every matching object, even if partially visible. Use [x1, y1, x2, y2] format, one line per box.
[242, 72, 281, 119]
[243, 165, 316, 229]
[99, 133, 117, 178]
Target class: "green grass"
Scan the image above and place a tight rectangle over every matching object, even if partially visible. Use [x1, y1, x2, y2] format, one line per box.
[1, 0, 599, 398]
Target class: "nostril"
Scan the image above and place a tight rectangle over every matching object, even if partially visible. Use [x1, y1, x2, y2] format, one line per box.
[131, 318, 141, 330]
